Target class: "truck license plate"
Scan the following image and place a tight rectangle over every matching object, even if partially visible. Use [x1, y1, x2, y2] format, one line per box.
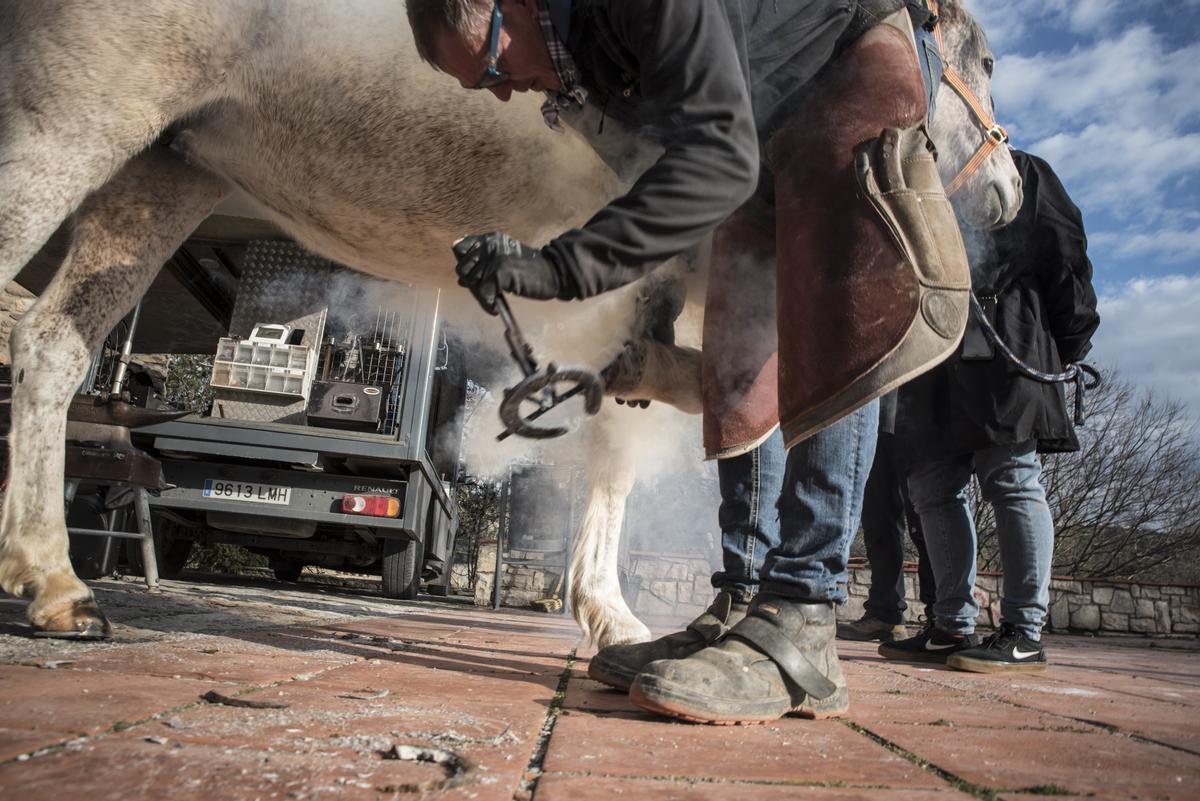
[202, 479, 291, 505]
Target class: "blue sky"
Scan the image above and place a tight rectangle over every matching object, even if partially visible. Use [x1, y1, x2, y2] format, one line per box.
[970, 0, 1200, 421]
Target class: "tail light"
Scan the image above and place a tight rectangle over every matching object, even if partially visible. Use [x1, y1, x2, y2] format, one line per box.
[341, 494, 401, 518]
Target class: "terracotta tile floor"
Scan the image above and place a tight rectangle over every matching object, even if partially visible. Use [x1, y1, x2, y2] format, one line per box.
[0, 574, 1196, 800]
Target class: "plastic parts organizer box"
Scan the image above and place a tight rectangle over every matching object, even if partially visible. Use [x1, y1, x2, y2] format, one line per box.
[210, 326, 316, 398]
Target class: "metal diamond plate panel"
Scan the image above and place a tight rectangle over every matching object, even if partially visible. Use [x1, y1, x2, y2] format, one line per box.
[214, 241, 331, 424]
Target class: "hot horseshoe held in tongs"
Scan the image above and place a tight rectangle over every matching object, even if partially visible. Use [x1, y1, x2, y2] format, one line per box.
[491, 294, 604, 441]
[450, 237, 604, 440]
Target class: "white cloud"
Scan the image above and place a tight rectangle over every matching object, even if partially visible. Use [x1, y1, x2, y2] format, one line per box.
[968, 0, 1160, 48]
[972, 16, 1200, 258]
[1063, 0, 1124, 34]
[1092, 275, 1200, 421]
[1091, 227, 1200, 266]
[960, 3, 1200, 424]
[1026, 124, 1200, 220]
[966, 1, 1033, 50]
[992, 27, 1200, 138]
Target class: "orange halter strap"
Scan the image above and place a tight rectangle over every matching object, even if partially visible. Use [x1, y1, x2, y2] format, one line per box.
[928, 0, 1009, 197]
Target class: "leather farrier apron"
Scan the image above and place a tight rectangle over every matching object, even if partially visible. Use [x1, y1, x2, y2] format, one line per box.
[702, 8, 969, 458]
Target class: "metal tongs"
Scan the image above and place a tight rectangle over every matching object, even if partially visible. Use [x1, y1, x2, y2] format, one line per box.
[450, 237, 603, 439]
[492, 293, 604, 440]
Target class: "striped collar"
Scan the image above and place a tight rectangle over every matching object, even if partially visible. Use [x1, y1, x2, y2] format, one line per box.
[536, 0, 587, 131]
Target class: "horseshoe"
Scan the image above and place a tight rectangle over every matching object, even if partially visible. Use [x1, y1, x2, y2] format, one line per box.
[449, 235, 606, 441]
[498, 363, 604, 440]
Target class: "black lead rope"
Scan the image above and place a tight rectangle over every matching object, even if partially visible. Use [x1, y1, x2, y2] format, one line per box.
[968, 294, 1102, 426]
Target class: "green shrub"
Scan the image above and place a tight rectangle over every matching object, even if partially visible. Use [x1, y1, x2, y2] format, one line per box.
[185, 543, 267, 574]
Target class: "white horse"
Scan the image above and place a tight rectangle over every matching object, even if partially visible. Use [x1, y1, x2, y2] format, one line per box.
[0, 0, 1017, 642]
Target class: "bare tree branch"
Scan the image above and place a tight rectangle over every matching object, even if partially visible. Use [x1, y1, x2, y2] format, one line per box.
[970, 369, 1200, 581]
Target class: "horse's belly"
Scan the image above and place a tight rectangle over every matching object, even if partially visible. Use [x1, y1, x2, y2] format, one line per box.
[176, 35, 622, 286]
[259, 203, 467, 288]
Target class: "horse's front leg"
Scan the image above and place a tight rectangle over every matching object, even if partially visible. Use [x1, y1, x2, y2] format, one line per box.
[0, 147, 227, 636]
[568, 406, 653, 648]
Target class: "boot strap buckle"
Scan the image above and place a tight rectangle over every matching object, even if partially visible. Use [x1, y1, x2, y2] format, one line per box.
[730, 616, 838, 700]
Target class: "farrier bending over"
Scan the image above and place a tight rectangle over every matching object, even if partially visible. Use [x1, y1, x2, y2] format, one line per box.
[406, 0, 971, 724]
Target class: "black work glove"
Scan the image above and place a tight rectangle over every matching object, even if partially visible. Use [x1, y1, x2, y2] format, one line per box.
[453, 233, 565, 315]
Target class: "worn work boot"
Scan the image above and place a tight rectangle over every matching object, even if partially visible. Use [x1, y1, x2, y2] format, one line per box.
[837, 613, 908, 642]
[588, 591, 748, 692]
[629, 595, 848, 725]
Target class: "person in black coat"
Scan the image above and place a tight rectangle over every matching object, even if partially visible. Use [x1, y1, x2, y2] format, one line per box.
[881, 149, 1100, 672]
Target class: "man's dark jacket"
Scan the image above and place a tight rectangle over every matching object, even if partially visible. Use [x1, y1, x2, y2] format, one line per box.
[897, 151, 1101, 456]
[543, 0, 906, 299]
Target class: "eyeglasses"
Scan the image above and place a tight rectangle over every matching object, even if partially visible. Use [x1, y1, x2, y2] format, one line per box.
[472, 1, 510, 89]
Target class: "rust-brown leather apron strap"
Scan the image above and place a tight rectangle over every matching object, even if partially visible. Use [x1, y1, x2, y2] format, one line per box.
[702, 199, 780, 459]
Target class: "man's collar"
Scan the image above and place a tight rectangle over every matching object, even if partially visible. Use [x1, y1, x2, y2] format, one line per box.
[535, 0, 586, 131]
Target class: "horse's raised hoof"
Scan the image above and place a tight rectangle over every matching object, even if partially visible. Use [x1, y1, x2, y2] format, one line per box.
[30, 599, 112, 640]
[599, 340, 647, 397]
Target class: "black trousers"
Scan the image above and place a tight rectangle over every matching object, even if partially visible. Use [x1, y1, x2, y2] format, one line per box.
[861, 432, 936, 624]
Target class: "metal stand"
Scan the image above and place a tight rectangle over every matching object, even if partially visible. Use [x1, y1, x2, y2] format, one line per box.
[492, 483, 507, 611]
[489, 470, 572, 614]
[64, 455, 162, 592]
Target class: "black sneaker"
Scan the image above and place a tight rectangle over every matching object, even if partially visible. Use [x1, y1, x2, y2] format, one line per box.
[837, 614, 908, 642]
[947, 624, 1048, 673]
[877, 624, 982, 663]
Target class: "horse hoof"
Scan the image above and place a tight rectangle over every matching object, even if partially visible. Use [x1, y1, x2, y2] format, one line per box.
[31, 600, 113, 640]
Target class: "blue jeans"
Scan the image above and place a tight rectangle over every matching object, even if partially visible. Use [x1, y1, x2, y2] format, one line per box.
[711, 402, 878, 603]
[906, 441, 1054, 640]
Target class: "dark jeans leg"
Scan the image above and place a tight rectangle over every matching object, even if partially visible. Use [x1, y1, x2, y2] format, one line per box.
[759, 401, 878, 602]
[904, 485, 937, 620]
[907, 450, 978, 635]
[893, 446, 937, 620]
[711, 427, 787, 602]
[861, 432, 908, 625]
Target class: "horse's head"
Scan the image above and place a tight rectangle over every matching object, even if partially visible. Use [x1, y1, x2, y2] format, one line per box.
[928, 0, 1022, 229]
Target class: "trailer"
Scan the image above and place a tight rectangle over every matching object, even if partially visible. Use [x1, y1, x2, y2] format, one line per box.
[124, 239, 466, 598]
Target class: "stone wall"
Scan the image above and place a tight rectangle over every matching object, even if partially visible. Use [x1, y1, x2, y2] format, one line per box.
[468, 541, 1200, 638]
[470, 545, 716, 620]
[1046, 578, 1199, 636]
[844, 561, 1200, 637]
[472, 542, 564, 608]
[842, 565, 927, 623]
[449, 561, 472, 593]
[623, 551, 716, 622]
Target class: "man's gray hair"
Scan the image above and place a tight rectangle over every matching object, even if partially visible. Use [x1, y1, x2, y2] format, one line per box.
[406, 0, 490, 65]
